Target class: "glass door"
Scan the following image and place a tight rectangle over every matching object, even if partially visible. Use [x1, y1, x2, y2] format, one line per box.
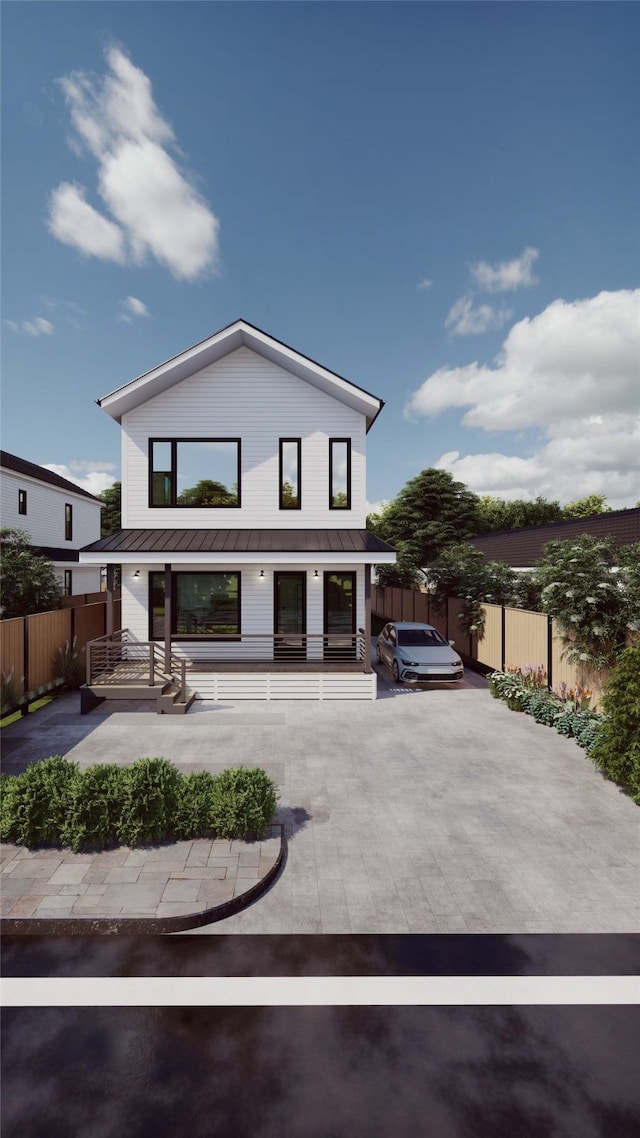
[274, 572, 307, 659]
[323, 572, 357, 659]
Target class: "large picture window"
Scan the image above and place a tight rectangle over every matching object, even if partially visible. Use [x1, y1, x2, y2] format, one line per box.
[149, 439, 241, 507]
[149, 571, 241, 640]
[329, 439, 351, 509]
[279, 439, 301, 509]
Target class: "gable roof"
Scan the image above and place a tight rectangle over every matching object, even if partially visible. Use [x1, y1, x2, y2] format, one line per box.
[468, 507, 640, 568]
[0, 450, 103, 503]
[98, 319, 385, 431]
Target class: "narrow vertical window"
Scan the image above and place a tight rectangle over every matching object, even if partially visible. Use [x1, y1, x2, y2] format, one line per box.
[279, 439, 301, 509]
[18, 489, 27, 515]
[64, 570, 73, 596]
[150, 441, 173, 506]
[329, 439, 351, 509]
[65, 503, 73, 540]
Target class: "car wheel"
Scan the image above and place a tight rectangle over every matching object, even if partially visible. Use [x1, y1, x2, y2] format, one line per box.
[392, 660, 400, 682]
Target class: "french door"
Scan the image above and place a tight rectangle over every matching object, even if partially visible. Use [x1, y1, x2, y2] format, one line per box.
[274, 572, 307, 659]
[323, 572, 357, 659]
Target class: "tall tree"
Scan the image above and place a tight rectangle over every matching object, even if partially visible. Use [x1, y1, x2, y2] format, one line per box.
[98, 481, 121, 537]
[176, 480, 236, 507]
[376, 469, 480, 567]
[0, 528, 63, 619]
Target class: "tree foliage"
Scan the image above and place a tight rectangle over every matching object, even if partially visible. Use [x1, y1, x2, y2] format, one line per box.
[562, 494, 612, 518]
[589, 647, 640, 803]
[535, 535, 632, 668]
[98, 481, 121, 537]
[0, 528, 63, 619]
[474, 495, 564, 534]
[176, 479, 237, 507]
[375, 469, 480, 567]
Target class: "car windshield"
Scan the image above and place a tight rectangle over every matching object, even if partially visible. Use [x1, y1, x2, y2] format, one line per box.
[397, 629, 448, 647]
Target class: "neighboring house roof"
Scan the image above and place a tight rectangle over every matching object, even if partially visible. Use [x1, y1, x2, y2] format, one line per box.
[97, 318, 385, 431]
[81, 528, 396, 556]
[468, 508, 640, 568]
[0, 450, 103, 503]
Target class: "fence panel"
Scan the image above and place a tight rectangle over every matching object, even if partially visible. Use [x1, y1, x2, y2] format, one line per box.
[402, 590, 415, 621]
[74, 603, 107, 655]
[414, 592, 430, 624]
[1, 618, 25, 699]
[429, 605, 447, 639]
[477, 604, 502, 670]
[27, 609, 72, 690]
[504, 609, 548, 676]
[447, 598, 472, 656]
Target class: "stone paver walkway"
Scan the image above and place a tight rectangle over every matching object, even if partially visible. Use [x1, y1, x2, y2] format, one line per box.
[0, 830, 281, 924]
[1, 661, 639, 934]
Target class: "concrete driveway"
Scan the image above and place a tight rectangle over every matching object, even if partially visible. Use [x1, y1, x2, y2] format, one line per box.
[2, 662, 638, 934]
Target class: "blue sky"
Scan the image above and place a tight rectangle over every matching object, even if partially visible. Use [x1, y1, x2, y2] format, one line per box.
[2, 2, 639, 509]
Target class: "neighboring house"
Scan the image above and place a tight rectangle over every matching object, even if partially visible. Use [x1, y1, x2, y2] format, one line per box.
[0, 450, 102, 595]
[468, 507, 640, 570]
[79, 319, 396, 706]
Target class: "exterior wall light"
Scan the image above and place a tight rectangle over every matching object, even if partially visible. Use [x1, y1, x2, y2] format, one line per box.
[314, 570, 319, 578]
[260, 570, 264, 578]
[133, 570, 140, 578]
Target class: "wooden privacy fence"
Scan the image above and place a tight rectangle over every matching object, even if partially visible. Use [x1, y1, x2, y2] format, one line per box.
[373, 586, 610, 711]
[1, 593, 121, 705]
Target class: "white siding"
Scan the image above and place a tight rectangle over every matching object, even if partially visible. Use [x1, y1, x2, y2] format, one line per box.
[122, 346, 367, 529]
[52, 565, 102, 595]
[0, 468, 101, 550]
[121, 562, 366, 662]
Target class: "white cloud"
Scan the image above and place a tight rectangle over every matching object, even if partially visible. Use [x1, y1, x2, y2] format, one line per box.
[48, 182, 126, 263]
[470, 246, 540, 292]
[417, 278, 433, 290]
[445, 295, 512, 336]
[5, 316, 54, 337]
[48, 46, 219, 280]
[366, 499, 390, 517]
[408, 289, 640, 508]
[43, 462, 118, 496]
[120, 295, 150, 322]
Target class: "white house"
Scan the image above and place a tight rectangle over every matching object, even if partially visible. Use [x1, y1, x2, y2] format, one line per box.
[79, 319, 395, 707]
[1, 450, 102, 595]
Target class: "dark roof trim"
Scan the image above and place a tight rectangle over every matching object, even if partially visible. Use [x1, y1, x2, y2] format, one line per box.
[81, 528, 396, 556]
[0, 451, 103, 502]
[98, 318, 384, 430]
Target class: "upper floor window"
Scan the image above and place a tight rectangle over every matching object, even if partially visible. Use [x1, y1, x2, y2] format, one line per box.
[279, 439, 301, 510]
[149, 439, 241, 508]
[329, 439, 351, 510]
[64, 570, 73, 596]
[65, 503, 73, 540]
[18, 489, 27, 515]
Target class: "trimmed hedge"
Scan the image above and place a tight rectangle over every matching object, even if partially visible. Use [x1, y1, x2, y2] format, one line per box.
[0, 757, 279, 851]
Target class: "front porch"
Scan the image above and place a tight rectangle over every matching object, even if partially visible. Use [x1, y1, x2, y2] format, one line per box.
[82, 628, 376, 712]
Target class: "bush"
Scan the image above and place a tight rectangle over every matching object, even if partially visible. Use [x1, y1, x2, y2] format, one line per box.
[0, 756, 78, 847]
[209, 768, 279, 839]
[174, 771, 218, 839]
[589, 648, 640, 803]
[55, 638, 85, 690]
[117, 757, 181, 847]
[63, 764, 125, 852]
[0, 757, 280, 850]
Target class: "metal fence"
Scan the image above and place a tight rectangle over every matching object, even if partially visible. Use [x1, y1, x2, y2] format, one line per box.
[372, 586, 612, 710]
[1, 593, 122, 706]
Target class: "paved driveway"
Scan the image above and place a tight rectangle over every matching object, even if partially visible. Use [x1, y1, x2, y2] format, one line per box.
[2, 664, 638, 934]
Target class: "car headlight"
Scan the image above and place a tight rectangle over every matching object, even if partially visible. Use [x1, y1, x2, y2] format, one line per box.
[453, 659, 462, 666]
[400, 658, 419, 666]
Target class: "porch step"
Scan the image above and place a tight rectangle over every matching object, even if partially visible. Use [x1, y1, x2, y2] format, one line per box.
[157, 680, 196, 715]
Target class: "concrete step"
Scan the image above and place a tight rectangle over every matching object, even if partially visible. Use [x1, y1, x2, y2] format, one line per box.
[156, 681, 196, 715]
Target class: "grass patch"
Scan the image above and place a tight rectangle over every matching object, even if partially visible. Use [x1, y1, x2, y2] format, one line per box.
[0, 696, 55, 729]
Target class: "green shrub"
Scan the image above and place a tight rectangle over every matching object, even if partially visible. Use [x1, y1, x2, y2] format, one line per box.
[174, 771, 218, 839]
[0, 774, 20, 841]
[0, 756, 78, 847]
[117, 757, 181, 846]
[209, 767, 279, 839]
[62, 764, 125, 852]
[589, 648, 640, 803]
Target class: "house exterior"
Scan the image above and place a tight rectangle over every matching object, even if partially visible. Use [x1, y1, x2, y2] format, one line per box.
[79, 319, 396, 705]
[468, 507, 640, 570]
[0, 450, 102, 595]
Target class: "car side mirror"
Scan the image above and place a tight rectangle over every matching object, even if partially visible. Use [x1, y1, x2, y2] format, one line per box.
[448, 640, 455, 647]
